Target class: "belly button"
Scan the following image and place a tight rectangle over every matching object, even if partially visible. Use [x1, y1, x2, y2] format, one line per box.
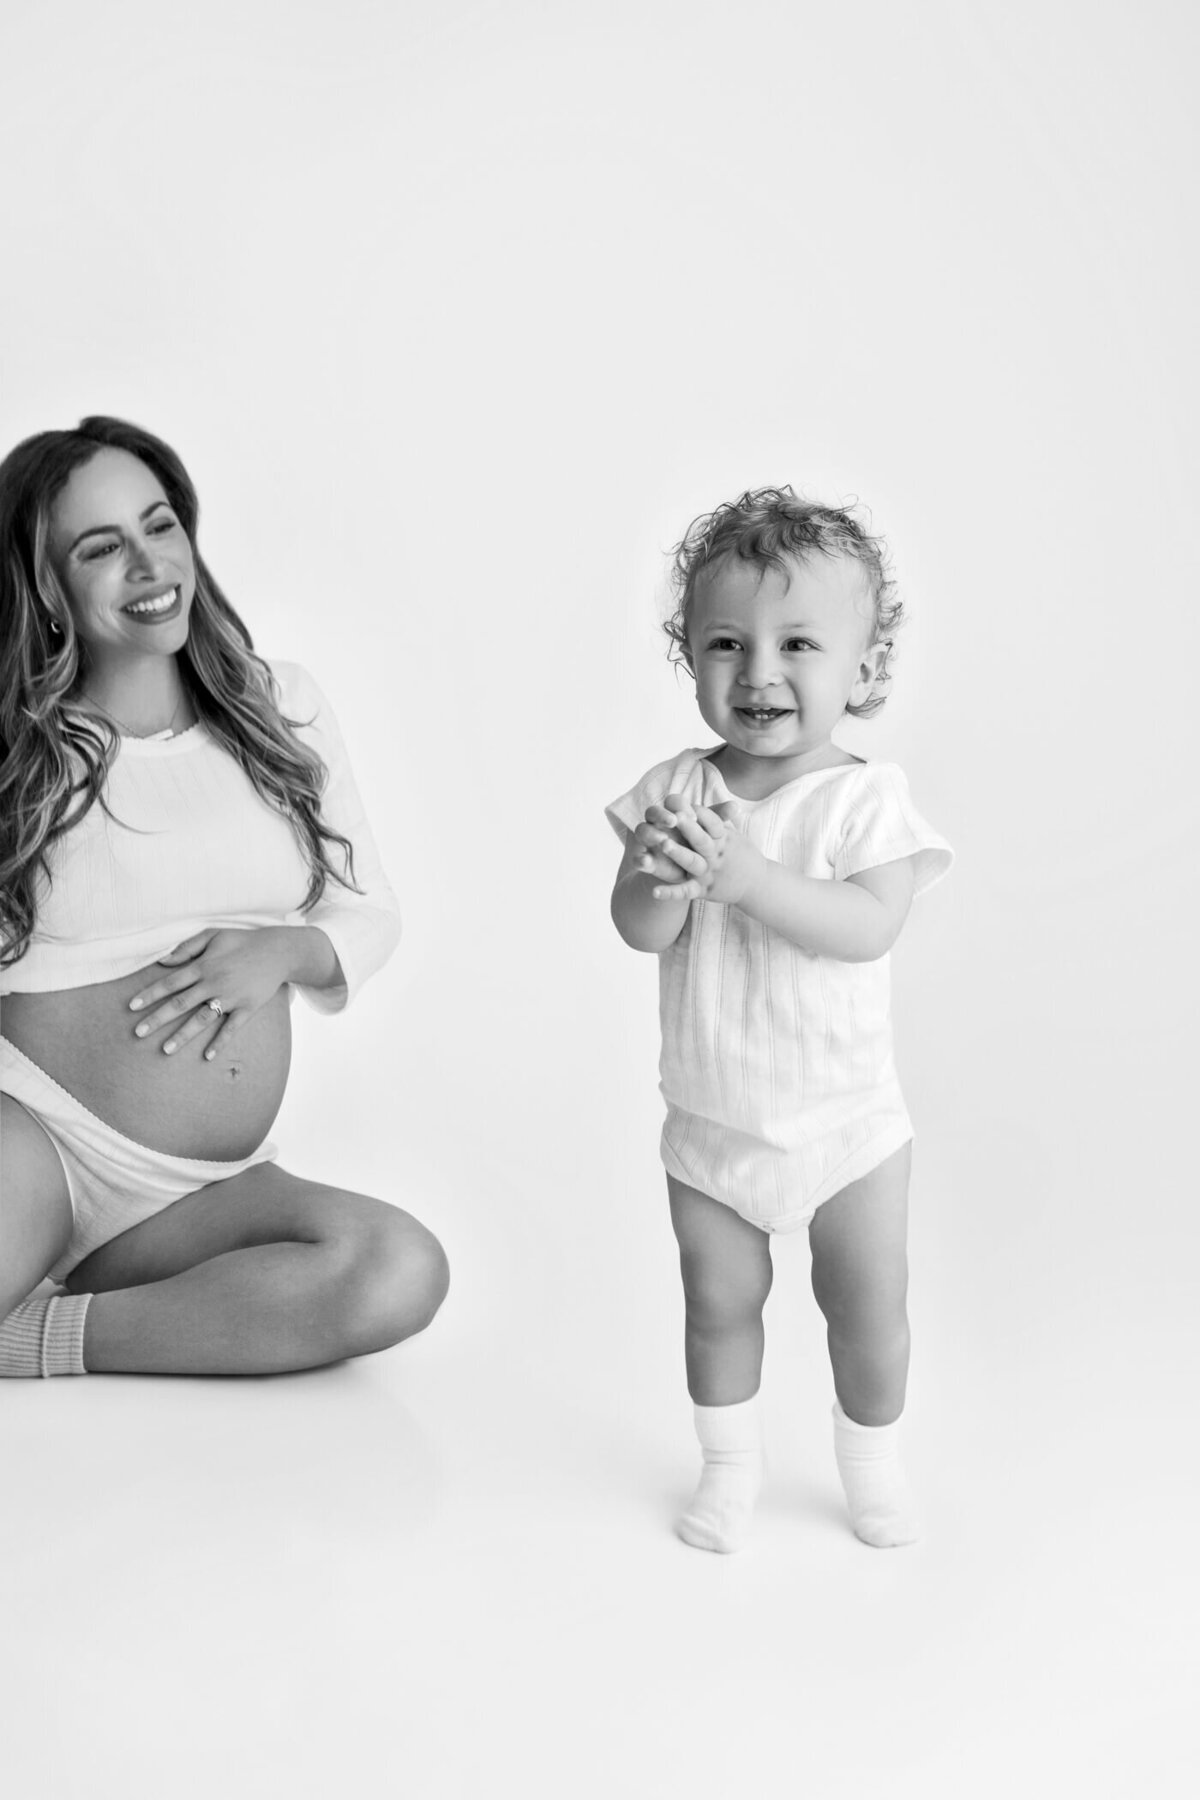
[227, 1063, 242, 1080]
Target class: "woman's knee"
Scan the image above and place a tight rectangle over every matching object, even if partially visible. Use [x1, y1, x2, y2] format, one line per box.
[324, 1201, 449, 1360]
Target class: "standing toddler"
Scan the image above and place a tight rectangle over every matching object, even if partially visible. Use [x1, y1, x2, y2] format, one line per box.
[607, 488, 952, 1552]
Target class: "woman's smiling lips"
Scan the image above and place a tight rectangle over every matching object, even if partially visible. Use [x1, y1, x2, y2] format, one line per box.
[122, 585, 182, 623]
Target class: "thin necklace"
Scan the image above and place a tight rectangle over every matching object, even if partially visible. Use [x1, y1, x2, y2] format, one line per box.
[87, 691, 190, 740]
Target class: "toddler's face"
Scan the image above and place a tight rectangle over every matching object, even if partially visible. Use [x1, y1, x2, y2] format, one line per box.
[687, 553, 883, 770]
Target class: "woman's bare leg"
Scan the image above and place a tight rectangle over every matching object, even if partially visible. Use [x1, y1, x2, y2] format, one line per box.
[0, 1096, 74, 1315]
[64, 1161, 449, 1376]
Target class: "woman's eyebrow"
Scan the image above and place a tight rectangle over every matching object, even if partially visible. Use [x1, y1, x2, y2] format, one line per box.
[68, 500, 170, 554]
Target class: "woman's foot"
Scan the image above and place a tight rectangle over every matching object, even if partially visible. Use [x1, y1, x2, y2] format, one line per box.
[0, 1291, 90, 1377]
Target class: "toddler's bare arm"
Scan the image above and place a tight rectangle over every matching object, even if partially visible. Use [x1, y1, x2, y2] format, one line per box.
[611, 830, 691, 953]
[654, 797, 916, 962]
[735, 853, 916, 961]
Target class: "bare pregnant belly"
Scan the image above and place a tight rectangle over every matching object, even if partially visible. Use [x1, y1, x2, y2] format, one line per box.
[1, 968, 292, 1159]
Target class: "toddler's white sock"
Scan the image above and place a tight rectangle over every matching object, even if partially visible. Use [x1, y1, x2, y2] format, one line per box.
[832, 1400, 920, 1547]
[0, 1292, 91, 1377]
[676, 1397, 764, 1554]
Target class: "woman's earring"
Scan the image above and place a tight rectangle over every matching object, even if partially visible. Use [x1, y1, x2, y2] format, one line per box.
[48, 618, 62, 637]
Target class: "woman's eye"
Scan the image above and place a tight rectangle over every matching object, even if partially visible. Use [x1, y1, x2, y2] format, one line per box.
[149, 517, 177, 535]
[85, 542, 119, 560]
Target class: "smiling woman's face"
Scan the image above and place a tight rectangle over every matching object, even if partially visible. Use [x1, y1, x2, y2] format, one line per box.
[47, 446, 196, 672]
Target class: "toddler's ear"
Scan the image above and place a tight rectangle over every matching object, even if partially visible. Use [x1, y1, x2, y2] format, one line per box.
[852, 642, 888, 703]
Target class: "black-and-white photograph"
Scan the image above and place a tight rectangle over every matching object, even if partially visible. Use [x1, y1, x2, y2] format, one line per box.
[1, 3, 1195, 1795]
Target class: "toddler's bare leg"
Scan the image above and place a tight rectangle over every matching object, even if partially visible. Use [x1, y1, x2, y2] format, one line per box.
[809, 1143, 919, 1545]
[809, 1141, 911, 1425]
[668, 1176, 773, 1404]
[668, 1177, 771, 1552]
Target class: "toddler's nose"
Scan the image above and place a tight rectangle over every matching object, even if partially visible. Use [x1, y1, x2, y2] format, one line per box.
[738, 650, 782, 689]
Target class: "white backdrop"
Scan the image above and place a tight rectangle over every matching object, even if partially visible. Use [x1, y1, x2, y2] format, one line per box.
[2, 2, 1197, 1796]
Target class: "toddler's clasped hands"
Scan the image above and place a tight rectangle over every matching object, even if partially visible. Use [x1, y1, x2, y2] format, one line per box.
[634, 794, 756, 905]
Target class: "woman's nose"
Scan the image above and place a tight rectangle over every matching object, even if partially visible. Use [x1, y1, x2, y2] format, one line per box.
[127, 537, 166, 579]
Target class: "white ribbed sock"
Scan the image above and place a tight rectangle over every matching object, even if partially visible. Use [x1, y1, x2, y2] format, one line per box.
[0, 1292, 91, 1377]
[832, 1400, 920, 1547]
[676, 1397, 764, 1554]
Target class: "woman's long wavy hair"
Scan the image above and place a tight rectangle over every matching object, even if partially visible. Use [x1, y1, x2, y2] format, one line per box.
[664, 486, 904, 719]
[0, 415, 358, 969]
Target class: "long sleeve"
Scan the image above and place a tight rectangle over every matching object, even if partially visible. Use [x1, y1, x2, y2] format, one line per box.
[272, 662, 402, 1014]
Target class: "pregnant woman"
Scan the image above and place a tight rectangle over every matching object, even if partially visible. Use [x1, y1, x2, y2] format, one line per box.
[0, 416, 448, 1378]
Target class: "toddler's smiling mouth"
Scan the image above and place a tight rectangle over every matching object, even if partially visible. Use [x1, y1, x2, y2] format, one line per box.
[735, 706, 792, 724]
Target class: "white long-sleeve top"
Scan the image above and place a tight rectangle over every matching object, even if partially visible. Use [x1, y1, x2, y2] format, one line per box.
[2, 661, 400, 1013]
[607, 748, 953, 1231]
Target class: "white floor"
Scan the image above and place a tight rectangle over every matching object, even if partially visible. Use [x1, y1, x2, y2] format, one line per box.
[5, 1180, 1195, 1800]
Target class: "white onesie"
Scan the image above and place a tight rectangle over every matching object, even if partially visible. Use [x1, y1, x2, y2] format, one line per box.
[607, 749, 953, 1232]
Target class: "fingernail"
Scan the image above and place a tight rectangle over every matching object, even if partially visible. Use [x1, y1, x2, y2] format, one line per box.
[129, 999, 142, 1011]
[134, 1025, 147, 1038]
[205, 1050, 215, 1061]
[163, 1043, 175, 1055]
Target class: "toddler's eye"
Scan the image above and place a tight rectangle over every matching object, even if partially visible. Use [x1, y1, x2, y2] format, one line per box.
[783, 637, 817, 653]
[708, 637, 741, 652]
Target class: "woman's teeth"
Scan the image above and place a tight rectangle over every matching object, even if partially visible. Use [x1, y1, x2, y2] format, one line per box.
[124, 588, 179, 617]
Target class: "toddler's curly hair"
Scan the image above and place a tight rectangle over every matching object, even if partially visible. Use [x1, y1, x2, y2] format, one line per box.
[664, 486, 903, 718]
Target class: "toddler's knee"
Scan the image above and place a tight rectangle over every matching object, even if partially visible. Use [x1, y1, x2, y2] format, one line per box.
[826, 1307, 910, 1370]
[813, 1262, 908, 1338]
[680, 1257, 770, 1329]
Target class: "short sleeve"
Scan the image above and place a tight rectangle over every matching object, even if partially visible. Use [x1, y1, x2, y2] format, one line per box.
[605, 749, 727, 844]
[832, 764, 953, 896]
[271, 662, 402, 1013]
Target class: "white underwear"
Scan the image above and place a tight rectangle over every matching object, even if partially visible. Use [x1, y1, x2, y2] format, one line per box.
[0, 1037, 277, 1279]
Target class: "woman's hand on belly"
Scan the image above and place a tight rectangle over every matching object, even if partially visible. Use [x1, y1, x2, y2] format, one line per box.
[1, 972, 293, 1160]
[129, 926, 306, 1059]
